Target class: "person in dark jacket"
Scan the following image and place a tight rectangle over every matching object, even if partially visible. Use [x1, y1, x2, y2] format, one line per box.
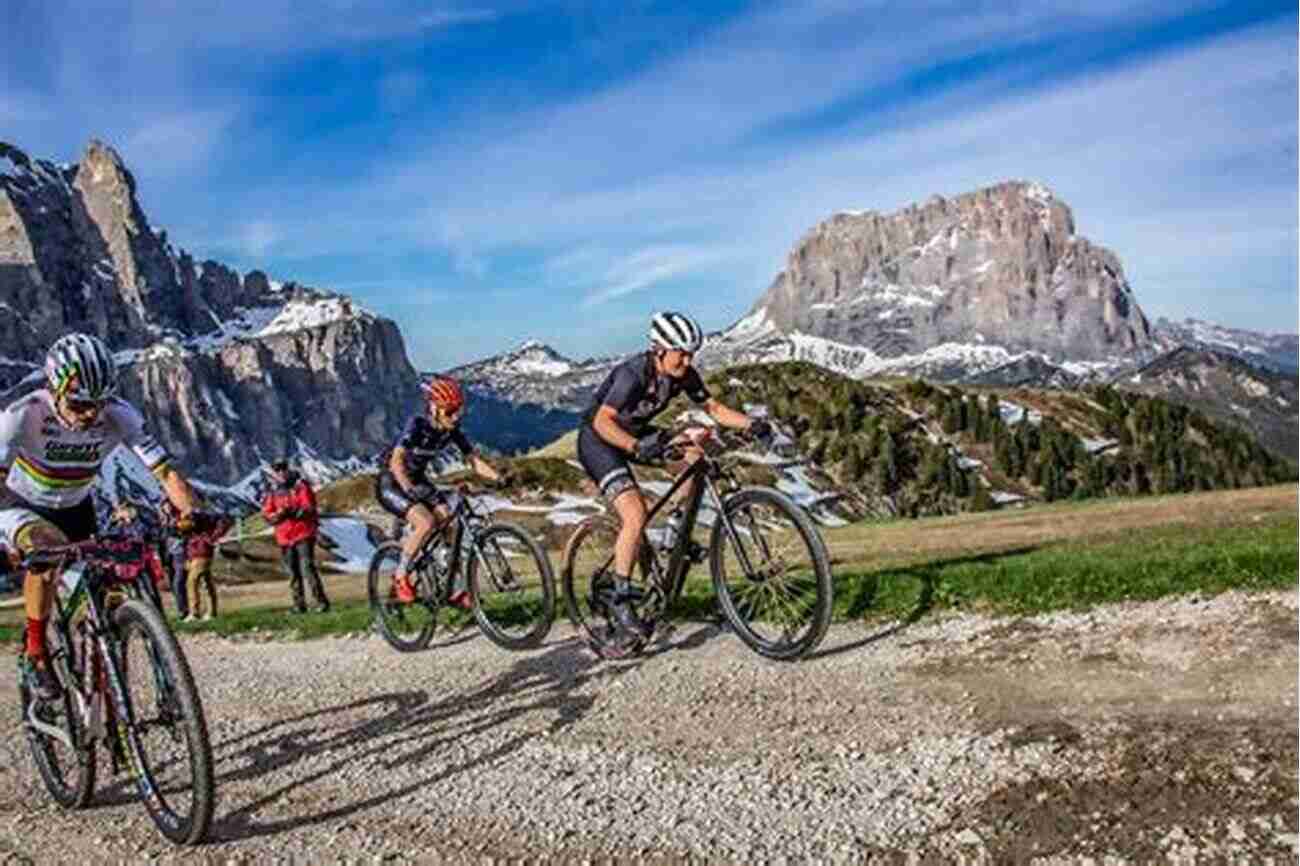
[261, 460, 329, 614]
[158, 500, 190, 619]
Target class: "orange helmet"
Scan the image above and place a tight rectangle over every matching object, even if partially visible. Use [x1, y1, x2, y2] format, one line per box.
[423, 376, 465, 412]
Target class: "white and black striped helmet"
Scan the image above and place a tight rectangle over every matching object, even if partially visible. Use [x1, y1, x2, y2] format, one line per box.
[45, 332, 119, 401]
[649, 311, 704, 353]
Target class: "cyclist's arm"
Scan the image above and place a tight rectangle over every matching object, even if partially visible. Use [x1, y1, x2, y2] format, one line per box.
[155, 464, 197, 517]
[0, 401, 25, 486]
[468, 453, 500, 482]
[451, 429, 499, 482]
[388, 446, 420, 493]
[111, 400, 196, 515]
[704, 398, 755, 432]
[592, 405, 638, 455]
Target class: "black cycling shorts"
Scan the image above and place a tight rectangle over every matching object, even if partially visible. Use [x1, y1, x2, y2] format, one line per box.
[374, 472, 442, 518]
[0, 495, 98, 551]
[577, 425, 647, 500]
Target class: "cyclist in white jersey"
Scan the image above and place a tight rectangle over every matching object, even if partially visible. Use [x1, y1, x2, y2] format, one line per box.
[0, 334, 198, 701]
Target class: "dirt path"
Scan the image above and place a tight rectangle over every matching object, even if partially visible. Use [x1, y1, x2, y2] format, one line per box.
[1, 586, 1295, 863]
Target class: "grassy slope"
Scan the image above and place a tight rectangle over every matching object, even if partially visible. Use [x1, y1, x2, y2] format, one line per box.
[3, 484, 1292, 643]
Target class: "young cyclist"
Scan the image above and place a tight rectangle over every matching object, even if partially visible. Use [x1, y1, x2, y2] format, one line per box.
[375, 377, 501, 606]
[0, 333, 198, 701]
[577, 311, 770, 639]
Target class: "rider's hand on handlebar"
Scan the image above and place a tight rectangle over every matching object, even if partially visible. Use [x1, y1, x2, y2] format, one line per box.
[634, 430, 670, 462]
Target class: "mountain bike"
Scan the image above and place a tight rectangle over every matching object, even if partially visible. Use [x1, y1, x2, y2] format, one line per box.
[17, 537, 215, 845]
[562, 426, 833, 661]
[367, 484, 555, 652]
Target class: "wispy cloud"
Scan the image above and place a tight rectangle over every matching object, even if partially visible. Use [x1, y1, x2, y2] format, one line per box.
[237, 219, 282, 258]
[122, 109, 237, 178]
[575, 244, 742, 307]
[3, 1, 1293, 361]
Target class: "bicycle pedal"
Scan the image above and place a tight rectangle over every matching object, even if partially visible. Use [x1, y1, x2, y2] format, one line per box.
[686, 542, 707, 564]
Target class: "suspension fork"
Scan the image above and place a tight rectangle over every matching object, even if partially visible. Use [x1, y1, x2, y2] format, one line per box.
[706, 479, 764, 578]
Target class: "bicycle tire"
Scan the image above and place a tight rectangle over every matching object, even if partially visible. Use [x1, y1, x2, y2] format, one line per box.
[21, 621, 95, 809]
[367, 541, 437, 652]
[561, 516, 655, 659]
[467, 522, 556, 650]
[114, 599, 215, 844]
[709, 487, 833, 661]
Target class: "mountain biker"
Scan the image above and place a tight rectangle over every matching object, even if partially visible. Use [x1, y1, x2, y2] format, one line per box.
[375, 376, 502, 607]
[577, 311, 771, 640]
[0, 333, 198, 702]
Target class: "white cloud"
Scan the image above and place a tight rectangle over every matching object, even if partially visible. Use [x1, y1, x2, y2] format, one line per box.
[121, 109, 237, 178]
[577, 244, 742, 307]
[238, 220, 282, 258]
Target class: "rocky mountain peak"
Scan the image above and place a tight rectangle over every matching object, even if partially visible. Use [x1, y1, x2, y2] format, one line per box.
[751, 179, 1150, 363]
[1, 137, 423, 490]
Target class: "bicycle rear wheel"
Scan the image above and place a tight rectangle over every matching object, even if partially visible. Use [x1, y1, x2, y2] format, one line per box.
[115, 599, 215, 844]
[21, 620, 95, 808]
[367, 541, 438, 652]
[561, 517, 656, 659]
[467, 522, 555, 650]
[710, 488, 832, 660]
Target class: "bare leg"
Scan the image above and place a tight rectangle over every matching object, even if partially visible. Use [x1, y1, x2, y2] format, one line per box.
[610, 488, 647, 577]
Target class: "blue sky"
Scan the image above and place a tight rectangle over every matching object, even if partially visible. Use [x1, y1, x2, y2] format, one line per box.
[2, 1, 1296, 370]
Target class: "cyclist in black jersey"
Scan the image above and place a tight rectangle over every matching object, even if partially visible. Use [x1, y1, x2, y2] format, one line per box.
[578, 311, 771, 639]
[376, 377, 501, 606]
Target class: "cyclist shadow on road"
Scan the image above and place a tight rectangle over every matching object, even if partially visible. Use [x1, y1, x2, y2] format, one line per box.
[204, 639, 649, 844]
[806, 546, 1038, 661]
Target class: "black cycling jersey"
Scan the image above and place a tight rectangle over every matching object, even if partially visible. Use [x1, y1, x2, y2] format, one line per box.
[385, 414, 474, 479]
[583, 352, 711, 435]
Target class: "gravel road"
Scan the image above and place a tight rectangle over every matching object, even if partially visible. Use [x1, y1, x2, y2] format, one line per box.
[2, 589, 1296, 864]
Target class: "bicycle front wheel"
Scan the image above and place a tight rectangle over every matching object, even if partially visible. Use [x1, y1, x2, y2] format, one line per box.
[21, 620, 95, 808]
[710, 488, 833, 660]
[115, 599, 215, 844]
[367, 542, 437, 652]
[467, 523, 555, 650]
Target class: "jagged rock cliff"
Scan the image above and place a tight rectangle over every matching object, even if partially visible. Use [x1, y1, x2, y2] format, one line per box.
[748, 180, 1155, 362]
[1, 139, 421, 487]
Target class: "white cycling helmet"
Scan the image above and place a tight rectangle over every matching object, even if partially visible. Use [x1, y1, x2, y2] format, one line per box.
[45, 332, 119, 401]
[650, 311, 704, 353]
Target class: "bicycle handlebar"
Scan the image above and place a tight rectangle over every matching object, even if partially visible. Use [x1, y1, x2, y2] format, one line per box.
[19, 537, 148, 572]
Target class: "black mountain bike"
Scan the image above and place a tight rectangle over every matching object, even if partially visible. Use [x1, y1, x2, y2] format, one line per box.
[562, 427, 833, 661]
[367, 484, 555, 652]
[17, 537, 215, 845]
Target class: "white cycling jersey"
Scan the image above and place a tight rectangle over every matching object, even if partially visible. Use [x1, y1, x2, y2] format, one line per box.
[0, 389, 170, 509]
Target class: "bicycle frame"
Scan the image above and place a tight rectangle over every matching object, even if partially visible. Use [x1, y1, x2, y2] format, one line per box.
[607, 440, 761, 604]
[29, 560, 173, 818]
[404, 489, 492, 598]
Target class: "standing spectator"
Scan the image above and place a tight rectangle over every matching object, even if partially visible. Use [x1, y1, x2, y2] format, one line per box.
[181, 511, 234, 622]
[159, 501, 190, 619]
[261, 460, 330, 614]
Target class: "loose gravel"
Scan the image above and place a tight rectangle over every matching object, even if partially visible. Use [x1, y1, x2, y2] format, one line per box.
[1, 589, 1296, 864]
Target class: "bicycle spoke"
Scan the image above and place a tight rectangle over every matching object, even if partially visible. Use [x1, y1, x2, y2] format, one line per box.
[470, 524, 554, 650]
[368, 543, 438, 652]
[713, 490, 832, 660]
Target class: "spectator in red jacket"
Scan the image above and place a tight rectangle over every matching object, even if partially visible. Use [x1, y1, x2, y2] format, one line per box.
[261, 460, 329, 614]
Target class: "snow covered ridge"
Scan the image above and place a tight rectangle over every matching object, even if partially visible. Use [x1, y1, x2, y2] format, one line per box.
[114, 295, 377, 366]
[701, 315, 1128, 384]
